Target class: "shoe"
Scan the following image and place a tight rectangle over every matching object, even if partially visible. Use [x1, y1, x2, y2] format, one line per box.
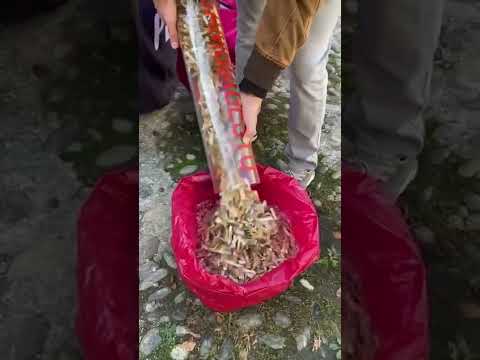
[342, 135, 418, 201]
[286, 168, 316, 188]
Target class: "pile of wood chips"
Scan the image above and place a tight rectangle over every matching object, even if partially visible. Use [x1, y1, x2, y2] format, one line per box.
[197, 184, 296, 283]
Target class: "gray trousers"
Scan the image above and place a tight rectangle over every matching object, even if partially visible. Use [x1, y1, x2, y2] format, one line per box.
[235, 0, 341, 172]
[343, 0, 445, 173]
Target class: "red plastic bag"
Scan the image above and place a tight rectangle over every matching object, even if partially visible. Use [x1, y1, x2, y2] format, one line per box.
[176, 0, 237, 92]
[76, 167, 139, 360]
[341, 165, 429, 360]
[171, 165, 320, 312]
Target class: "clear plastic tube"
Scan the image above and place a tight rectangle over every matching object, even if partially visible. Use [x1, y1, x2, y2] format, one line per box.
[177, 0, 259, 193]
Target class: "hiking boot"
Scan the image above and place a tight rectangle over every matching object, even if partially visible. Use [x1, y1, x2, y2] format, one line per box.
[286, 168, 316, 188]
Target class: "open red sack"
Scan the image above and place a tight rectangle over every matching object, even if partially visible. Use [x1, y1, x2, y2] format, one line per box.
[76, 167, 138, 360]
[171, 164, 320, 312]
[341, 165, 429, 359]
[176, 0, 237, 91]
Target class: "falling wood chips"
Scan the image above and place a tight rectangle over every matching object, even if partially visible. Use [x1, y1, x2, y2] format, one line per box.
[197, 184, 296, 283]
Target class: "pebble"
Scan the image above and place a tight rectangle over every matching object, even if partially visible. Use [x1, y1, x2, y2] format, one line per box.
[458, 159, 480, 178]
[412, 225, 436, 246]
[300, 279, 315, 291]
[66, 142, 83, 152]
[170, 345, 189, 360]
[140, 268, 169, 291]
[172, 306, 187, 321]
[112, 118, 134, 133]
[284, 103, 290, 110]
[148, 287, 171, 302]
[236, 313, 263, 330]
[179, 165, 198, 175]
[284, 295, 303, 305]
[186, 154, 196, 161]
[331, 170, 341, 180]
[199, 336, 214, 359]
[174, 292, 186, 304]
[259, 334, 286, 350]
[295, 326, 312, 352]
[266, 103, 278, 110]
[312, 303, 322, 320]
[95, 145, 137, 167]
[159, 315, 171, 323]
[273, 312, 291, 329]
[164, 252, 177, 269]
[218, 338, 234, 360]
[465, 193, 480, 211]
[145, 302, 161, 313]
[314, 199, 322, 208]
[140, 328, 161, 356]
[465, 214, 480, 231]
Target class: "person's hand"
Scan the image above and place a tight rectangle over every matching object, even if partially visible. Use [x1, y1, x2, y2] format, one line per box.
[153, 0, 179, 49]
[240, 92, 262, 144]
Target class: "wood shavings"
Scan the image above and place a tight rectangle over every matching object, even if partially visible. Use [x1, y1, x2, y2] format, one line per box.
[197, 184, 296, 283]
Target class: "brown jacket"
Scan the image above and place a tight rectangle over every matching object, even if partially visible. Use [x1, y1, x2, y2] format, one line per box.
[239, 0, 324, 98]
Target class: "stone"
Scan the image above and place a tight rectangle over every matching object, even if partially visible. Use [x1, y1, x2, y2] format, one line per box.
[164, 252, 177, 269]
[259, 334, 286, 350]
[179, 165, 198, 175]
[314, 199, 322, 208]
[172, 305, 187, 321]
[312, 303, 322, 320]
[140, 268, 169, 291]
[412, 225, 435, 246]
[465, 214, 480, 231]
[174, 292, 186, 304]
[284, 295, 303, 305]
[140, 328, 161, 356]
[458, 159, 480, 178]
[199, 336, 214, 359]
[273, 312, 291, 329]
[145, 302, 161, 313]
[148, 287, 171, 302]
[112, 118, 134, 133]
[170, 345, 189, 360]
[236, 313, 263, 330]
[266, 103, 278, 110]
[186, 154, 196, 160]
[139, 261, 155, 282]
[465, 193, 480, 211]
[300, 278, 314, 291]
[95, 145, 136, 167]
[295, 327, 312, 352]
[66, 142, 83, 152]
[159, 315, 171, 323]
[218, 338, 234, 360]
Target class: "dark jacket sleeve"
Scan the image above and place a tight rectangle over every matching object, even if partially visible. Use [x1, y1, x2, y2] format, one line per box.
[239, 0, 323, 98]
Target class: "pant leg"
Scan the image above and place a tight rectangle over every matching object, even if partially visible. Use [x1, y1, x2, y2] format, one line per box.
[286, 0, 341, 172]
[343, 0, 445, 167]
[234, 0, 267, 85]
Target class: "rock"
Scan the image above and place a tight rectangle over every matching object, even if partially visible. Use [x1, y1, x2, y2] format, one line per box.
[236, 313, 263, 330]
[312, 303, 322, 320]
[95, 145, 137, 167]
[422, 187, 434, 203]
[199, 336, 214, 359]
[314, 199, 322, 208]
[148, 287, 171, 302]
[295, 327, 312, 352]
[186, 154, 196, 160]
[266, 103, 278, 110]
[66, 142, 83, 152]
[164, 252, 177, 269]
[218, 338, 234, 360]
[273, 312, 291, 329]
[140, 328, 161, 356]
[159, 315, 171, 323]
[284, 295, 303, 304]
[300, 278, 314, 291]
[179, 165, 198, 175]
[465, 214, 480, 231]
[140, 268, 169, 291]
[331, 170, 341, 180]
[172, 305, 187, 321]
[458, 159, 480, 178]
[145, 302, 161, 312]
[139, 261, 155, 282]
[176, 326, 189, 336]
[465, 193, 480, 211]
[174, 292, 186, 304]
[112, 118, 134, 133]
[259, 334, 286, 350]
[447, 215, 464, 230]
[412, 225, 435, 246]
[170, 345, 189, 360]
